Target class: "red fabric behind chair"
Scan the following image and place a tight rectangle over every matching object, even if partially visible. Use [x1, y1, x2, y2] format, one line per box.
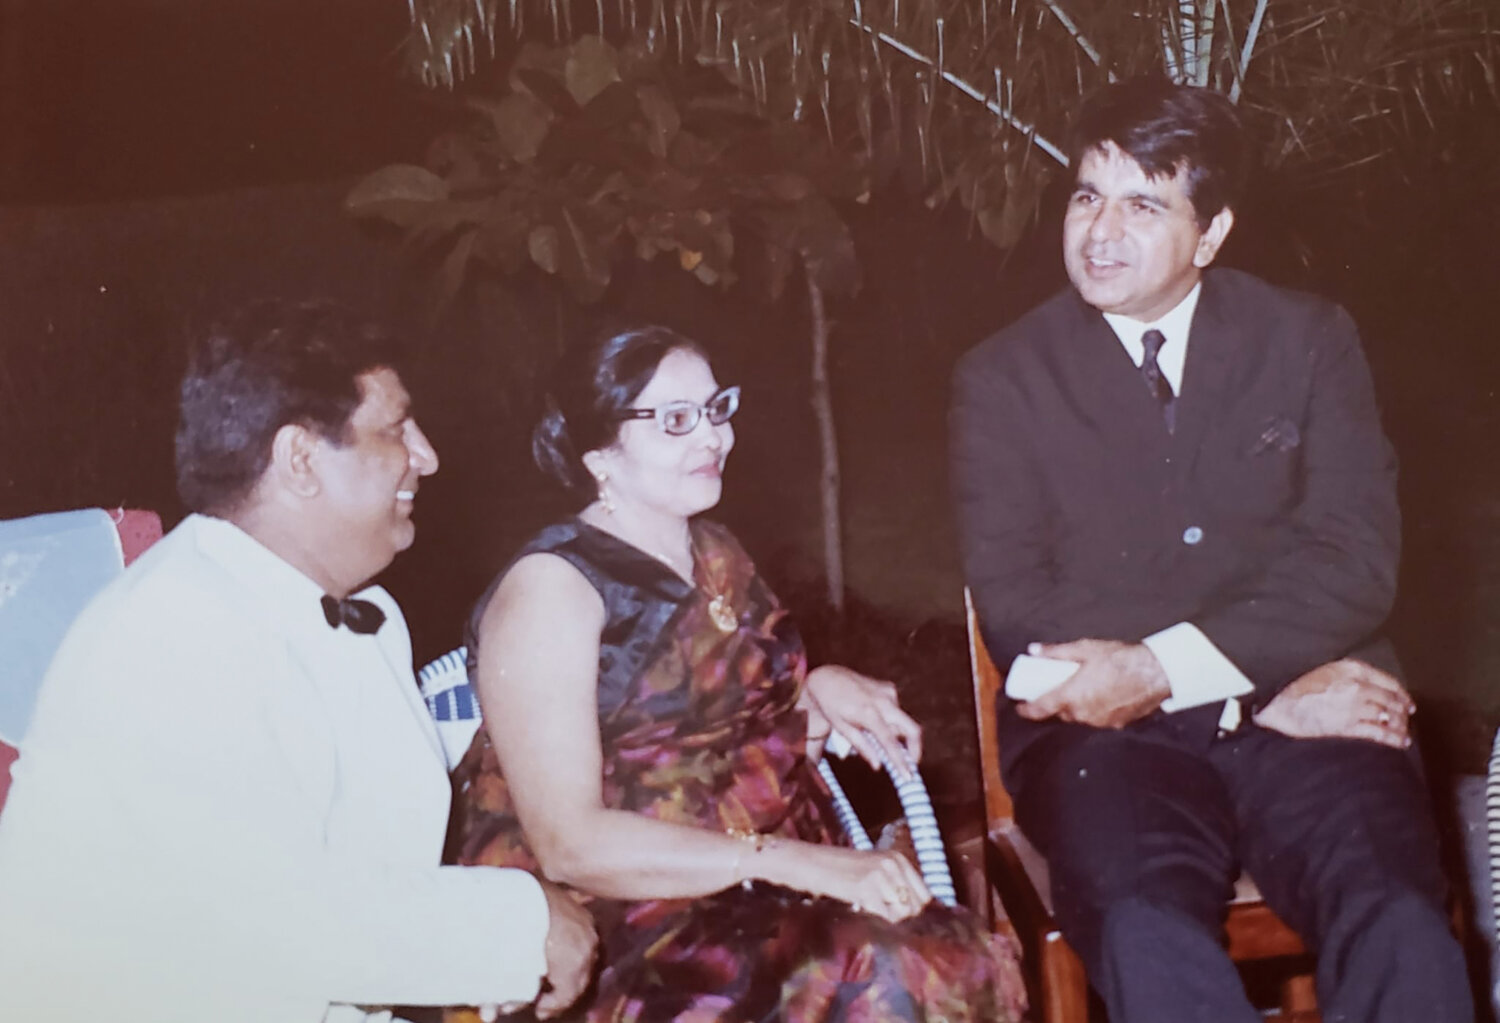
[0, 509, 163, 815]
[115, 509, 163, 567]
[0, 744, 16, 812]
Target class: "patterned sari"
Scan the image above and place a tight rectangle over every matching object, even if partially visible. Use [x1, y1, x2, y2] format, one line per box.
[448, 518, 1025, 1023]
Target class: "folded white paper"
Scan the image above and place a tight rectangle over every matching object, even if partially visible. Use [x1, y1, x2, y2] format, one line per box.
[1004, 653, 1079, 701]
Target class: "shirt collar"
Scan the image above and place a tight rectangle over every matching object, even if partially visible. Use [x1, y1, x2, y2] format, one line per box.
[1101, 281, 1203, 394]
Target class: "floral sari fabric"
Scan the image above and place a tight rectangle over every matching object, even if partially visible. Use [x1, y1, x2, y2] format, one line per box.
[448, 518, 1026, 1023]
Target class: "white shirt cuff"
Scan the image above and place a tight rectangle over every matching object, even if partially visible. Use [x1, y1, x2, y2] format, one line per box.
[1143, 622, 1254, 719]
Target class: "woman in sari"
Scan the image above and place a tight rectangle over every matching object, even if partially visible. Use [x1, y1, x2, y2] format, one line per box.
[450, 327, 1025, 1022]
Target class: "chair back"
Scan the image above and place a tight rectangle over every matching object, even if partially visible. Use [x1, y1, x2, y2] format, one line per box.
[415, 646, 483, 771]
[0, 508, 163, 814]
[965, 587, 1014, 829]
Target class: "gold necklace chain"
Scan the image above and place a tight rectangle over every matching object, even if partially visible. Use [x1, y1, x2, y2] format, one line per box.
[586, 512, 737, 633]
[632, 530, 693, 581]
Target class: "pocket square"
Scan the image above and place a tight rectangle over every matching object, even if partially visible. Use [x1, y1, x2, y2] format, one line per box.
[1249, 416, 1300, 455]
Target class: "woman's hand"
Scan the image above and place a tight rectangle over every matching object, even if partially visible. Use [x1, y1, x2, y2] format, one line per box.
[801, 665, 922, 775]
[768, 842, 931, 923]
[802, 699, 833, 763]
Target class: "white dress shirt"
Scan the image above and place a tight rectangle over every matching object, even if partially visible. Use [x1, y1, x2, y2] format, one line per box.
[0, 514, 549, 1023]
[1102, 284, 1255, 728]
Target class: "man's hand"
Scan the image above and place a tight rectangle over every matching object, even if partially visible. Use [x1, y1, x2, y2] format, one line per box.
[534, 879, 598, 1019]
[1015, 639, 1171, 728]
[1253, 658, 1414, 749]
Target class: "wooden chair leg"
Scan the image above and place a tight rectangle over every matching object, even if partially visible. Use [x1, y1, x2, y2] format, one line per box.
[1278, 973, 1319, 1022]
[1040, 934, 1090, 1023]
[949, 821, 993, 928]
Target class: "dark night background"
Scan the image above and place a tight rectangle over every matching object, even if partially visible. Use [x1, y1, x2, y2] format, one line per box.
[3, 0, 1499, 796]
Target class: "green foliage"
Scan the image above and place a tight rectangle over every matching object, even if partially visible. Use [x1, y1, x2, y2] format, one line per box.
[348, 34, 862, 304]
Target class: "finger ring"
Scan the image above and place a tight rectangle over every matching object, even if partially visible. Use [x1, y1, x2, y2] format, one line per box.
[1378, 711, 1391, 725]
[851, 902, 863, 913]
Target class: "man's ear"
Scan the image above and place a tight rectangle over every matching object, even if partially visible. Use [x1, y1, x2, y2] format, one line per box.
[268, 423, 322, 499]
[1193, 207, 1235, 268]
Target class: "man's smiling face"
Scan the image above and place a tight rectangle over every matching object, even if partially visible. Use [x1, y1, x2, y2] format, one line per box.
[1062, 142, 1233, 321]
[308, 366, 439, 592]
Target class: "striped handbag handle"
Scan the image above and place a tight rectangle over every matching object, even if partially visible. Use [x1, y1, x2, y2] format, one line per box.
[817, 733, 959, 907]
[1487, 724, 1500, 997]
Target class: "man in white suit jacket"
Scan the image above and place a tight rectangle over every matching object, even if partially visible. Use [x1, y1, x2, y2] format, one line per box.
[0, 300, 596, 1023]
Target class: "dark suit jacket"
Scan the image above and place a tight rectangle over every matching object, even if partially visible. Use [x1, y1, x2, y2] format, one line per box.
[950, 268, 1400, 779]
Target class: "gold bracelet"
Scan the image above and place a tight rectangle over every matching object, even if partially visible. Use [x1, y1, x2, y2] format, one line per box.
[727, 828, 777, 887]
[727, 827, 768, 851]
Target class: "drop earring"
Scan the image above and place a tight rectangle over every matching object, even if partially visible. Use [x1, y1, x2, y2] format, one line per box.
[594, 470, 616, 514]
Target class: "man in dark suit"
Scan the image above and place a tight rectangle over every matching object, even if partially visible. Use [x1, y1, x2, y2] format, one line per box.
[950, 78, 1470, 1022]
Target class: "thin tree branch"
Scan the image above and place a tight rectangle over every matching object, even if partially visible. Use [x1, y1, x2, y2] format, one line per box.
[1231, 0, 1270, 102]
[1196, 0, 1216, 86]
[1177, 0, 1200, 84]
[1161, 21, 1183, 81]
[1039, 0, 1113, 79]
[847, 18, 1068, 166]
[806, 274, 845, 612]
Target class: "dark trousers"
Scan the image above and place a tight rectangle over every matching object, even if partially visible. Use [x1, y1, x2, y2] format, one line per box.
[1011, 722, 1471, 1023]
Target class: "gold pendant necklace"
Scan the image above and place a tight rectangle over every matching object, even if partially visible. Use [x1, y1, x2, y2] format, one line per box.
[623, 520, 737, 634]
[690, 530, 738, 634]
[706, 591, 738, 633]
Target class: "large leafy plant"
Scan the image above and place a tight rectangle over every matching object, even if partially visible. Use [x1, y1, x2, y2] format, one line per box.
[349, 35, 861, 302]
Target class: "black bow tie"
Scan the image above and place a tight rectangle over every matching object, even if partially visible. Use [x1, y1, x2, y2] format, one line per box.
[321, 594, 386, 635]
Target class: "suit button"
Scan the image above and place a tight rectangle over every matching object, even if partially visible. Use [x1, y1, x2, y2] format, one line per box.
[1182, 526, 1204, 545]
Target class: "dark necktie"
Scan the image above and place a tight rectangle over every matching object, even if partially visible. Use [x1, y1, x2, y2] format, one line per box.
[321, 594, 386, 635]
[1140, 328, 1177, 433]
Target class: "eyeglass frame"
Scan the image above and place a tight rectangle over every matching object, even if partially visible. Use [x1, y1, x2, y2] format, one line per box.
[618, 386, 741, 436]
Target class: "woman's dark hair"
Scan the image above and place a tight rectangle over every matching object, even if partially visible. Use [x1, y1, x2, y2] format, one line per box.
[175, 299, 407, 515]
[532, 326, 708, 498]
[1068, 77, 1250, 228]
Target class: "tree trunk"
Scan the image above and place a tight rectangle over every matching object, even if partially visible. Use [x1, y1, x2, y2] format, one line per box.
[806, 273, 845, 612]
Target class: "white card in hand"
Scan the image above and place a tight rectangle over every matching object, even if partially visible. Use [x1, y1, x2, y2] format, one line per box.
[1004, 654, 1080, 701]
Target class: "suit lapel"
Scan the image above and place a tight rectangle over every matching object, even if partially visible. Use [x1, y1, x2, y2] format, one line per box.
[1171, 273, 1244, 456]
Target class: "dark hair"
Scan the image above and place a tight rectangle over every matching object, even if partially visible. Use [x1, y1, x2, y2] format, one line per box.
[175, 299, 408, 514]
[532, 326, 708, 498]
[1068, 77, 1249, 227]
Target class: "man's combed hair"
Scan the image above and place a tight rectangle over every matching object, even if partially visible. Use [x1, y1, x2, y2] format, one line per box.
[175, 299, 407, 515]
[1069, 77, 1250, 227]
